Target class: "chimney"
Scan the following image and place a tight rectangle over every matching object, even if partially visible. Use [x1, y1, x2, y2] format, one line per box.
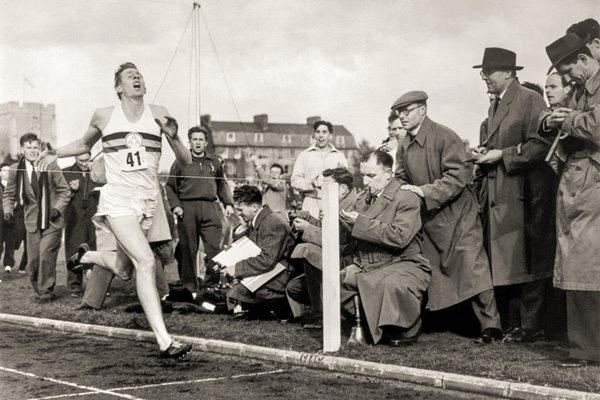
[200, 114, 211, 129]
[306, 116, 321, 128]
[254, 114, 268, 131]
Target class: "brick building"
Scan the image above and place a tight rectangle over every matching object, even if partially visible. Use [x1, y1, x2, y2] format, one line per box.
[0, 102, 56, 162]
[202, 114, 357, 180]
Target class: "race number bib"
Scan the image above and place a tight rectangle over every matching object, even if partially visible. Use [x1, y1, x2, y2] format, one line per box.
[118, 132, 148, 171]
[118, 147, 148, 171]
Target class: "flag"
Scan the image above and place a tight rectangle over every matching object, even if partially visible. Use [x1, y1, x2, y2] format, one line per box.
[23, 76, 34, 89]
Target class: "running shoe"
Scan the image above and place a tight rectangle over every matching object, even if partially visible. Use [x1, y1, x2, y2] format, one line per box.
[67, 243, 93, 273]
[160, 340, 192, 359]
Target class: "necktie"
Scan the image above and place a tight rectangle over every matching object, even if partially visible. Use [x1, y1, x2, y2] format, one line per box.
[83, 173, 90, 201]
[30, 162, 39, 197]
[493, 97, 501, 114]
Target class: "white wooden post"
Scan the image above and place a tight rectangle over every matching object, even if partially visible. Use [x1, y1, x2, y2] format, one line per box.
[322, 181, 341, 352]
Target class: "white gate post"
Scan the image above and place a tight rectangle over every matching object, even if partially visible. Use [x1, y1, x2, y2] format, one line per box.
[322, 181, 341, 352]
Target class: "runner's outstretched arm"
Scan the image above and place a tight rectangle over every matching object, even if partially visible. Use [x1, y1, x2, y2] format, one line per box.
[35, 108, 105, 170]
[151, 105, 192, 166]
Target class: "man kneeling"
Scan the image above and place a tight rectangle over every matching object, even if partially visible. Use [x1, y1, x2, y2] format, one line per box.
[225, 185, 296, 319]
[339, 151, 431, 346]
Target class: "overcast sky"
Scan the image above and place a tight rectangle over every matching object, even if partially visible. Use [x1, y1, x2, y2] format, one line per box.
[1, 0, 597, 167]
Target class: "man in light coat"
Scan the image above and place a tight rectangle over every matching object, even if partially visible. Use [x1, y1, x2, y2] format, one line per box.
[393, 90, 502, 344]
[541, 33, 600, 367]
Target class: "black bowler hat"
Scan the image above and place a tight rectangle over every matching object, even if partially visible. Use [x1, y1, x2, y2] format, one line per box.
[546, 33, 587, 74]
[473, 47, 523, 70]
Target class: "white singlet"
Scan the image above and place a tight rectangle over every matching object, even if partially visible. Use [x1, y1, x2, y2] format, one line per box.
[95, 104, 162, 228]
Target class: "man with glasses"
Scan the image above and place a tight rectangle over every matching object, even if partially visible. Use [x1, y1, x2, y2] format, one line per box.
[392, 90, 502, 344]
[472, 48, 556, 344]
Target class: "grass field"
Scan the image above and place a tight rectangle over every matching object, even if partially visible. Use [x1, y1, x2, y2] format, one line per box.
[1, 247, 599, 394]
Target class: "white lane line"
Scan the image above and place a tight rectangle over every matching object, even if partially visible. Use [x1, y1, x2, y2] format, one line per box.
[113, 369, 288, 391]
[0, 366, 146, 400]
[20, 369, 288, 400]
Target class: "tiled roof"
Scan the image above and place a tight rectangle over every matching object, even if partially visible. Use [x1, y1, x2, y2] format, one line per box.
[209, 121, 356, 149]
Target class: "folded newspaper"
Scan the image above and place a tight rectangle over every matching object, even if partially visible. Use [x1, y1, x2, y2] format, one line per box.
[213, 236, 286, 293]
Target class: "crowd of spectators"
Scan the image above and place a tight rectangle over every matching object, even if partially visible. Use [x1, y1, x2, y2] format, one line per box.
[1, 18, 599, 367]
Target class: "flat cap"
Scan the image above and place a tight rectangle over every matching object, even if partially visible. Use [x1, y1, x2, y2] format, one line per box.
[391, 90, 428, 110]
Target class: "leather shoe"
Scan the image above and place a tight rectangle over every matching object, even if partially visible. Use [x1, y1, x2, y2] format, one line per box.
[74, 302, 98, 311]
[503, 327, 545, 343]
[302, 320, 323, 330]
[475, 327, 504, 344]
[383, 325, 421, 347]
[385, 335, 419, 347]
[67, 243, 92, 273]
[38, 293, 56, 303]
[558, 358, 598, 368]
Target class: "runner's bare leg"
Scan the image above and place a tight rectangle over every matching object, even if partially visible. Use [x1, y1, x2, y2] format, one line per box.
[102, 215, 172, 350]
[80, 244, 134, 281]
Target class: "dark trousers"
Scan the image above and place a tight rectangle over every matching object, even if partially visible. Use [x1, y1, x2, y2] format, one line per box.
[285, 262, 323, 314]
[471, 289, 502, 332]
[566, 291, 600, 362]
[81, 255, 170, 309]
[177, 200, 223, 293]
[495, 278, 549, 331]
[64, 217, 96, 294]
[1, 207, 26, 268]
[26, 226, 62, 296]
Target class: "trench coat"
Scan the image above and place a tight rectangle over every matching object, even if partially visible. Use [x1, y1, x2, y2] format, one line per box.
[551, 70, 600, 291]
[340, 179, 431, 344]
[395, 117, 493, 311]
[477, 80, 556, 286]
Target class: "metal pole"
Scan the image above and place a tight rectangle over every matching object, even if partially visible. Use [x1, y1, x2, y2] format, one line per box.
[194, 2, 201, 126]
[322, 181, 341, 352]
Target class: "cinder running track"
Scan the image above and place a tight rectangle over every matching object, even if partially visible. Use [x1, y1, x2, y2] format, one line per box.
[0, 322, 497, 400]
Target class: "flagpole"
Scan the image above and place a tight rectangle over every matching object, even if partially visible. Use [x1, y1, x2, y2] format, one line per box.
[22, 76, 25, 105]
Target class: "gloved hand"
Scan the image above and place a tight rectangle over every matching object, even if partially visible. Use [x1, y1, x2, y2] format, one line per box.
[3, 213, 14, 227]
[49, 208, 61, 222]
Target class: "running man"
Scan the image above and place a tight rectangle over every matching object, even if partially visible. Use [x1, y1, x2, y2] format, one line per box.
[36, 62, 193, 359]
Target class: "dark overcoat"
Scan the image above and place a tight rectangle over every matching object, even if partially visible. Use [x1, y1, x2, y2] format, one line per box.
[341, 180, 431, 343]
[477, 80, 556, 285]
[395, 116, 493, 311]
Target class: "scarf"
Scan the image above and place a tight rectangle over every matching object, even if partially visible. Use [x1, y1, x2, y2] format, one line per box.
[16, 158, 51, 231]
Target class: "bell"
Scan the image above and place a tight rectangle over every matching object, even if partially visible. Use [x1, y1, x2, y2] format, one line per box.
[347, 295, 367, 346]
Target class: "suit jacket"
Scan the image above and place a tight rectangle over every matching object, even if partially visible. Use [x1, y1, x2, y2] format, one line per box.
[477, 79, 556, 285]
[0, 182, 4, 219]
[290, 189, 358, 270]
[233, 205, 295, 280]
[2, 161, 70, 233]
[62, 163, 101, 226]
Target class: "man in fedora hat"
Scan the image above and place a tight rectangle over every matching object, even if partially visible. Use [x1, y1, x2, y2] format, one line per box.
[392, 90, 503, 344]
[472, 48, 557, 344]
[567, 18, 600, 62]
[541, 33, 600, 367]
